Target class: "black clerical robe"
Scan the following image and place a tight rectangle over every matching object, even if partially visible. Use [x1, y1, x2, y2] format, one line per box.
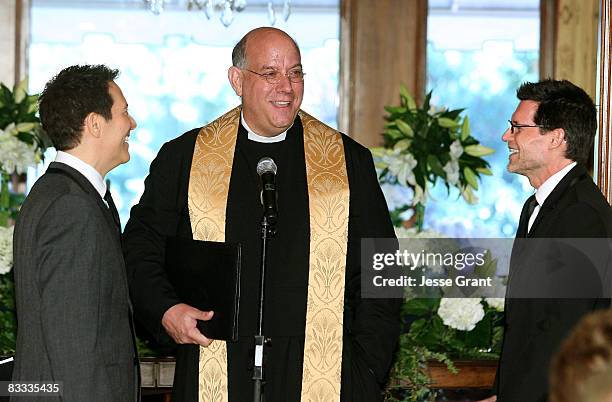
[123, 115, 401, 402]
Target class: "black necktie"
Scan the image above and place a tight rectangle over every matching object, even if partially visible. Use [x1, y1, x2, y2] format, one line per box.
[104, 189, 121, 229]
[516, 194, 537, 238]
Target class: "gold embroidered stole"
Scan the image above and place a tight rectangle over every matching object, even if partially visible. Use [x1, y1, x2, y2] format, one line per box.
[188, 107, 349, 402]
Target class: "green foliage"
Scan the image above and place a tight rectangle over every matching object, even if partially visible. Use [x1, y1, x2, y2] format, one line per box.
[0, 272, 16, 355]
[387, 298, 504, 401]
[0, 79, 49, 151]
[0, 77, 50, 355]
[373, 85, 494, 207]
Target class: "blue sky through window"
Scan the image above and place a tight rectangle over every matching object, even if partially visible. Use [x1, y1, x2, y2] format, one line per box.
[28, 1, 340, 225]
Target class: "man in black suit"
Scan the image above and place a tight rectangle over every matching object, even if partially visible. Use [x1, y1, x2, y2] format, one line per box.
[486, 79, 612, 402]
[123, 27, 400, 402]
[12, 65, 139, 402]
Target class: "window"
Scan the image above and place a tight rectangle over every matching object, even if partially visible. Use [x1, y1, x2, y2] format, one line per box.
[425, 0, 540, 237]
[29, 0, 340, 225]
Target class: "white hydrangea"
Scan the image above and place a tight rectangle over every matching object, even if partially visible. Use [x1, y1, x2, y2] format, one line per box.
[0, 126, 41, 174]
[485, 297, 505, 312]
[437, 297, 485, 331]
[0, 225, 14, 275]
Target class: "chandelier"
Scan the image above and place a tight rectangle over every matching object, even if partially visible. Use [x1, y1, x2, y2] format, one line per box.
[143, 0, 292, 27]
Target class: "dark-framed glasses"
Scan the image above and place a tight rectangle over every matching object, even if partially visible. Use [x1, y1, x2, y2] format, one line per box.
[244, 68, 305, 84]
[508, 120, 545, 134]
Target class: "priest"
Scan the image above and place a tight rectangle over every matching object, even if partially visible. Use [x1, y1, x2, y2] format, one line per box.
[123, 27, 401, 402]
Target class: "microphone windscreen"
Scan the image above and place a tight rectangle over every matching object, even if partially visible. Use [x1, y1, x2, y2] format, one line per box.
[257, 157, 277, 176]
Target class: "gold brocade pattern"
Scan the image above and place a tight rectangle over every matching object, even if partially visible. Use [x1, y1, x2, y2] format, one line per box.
[188, 108, 349, 402]
[188, 106, 240, 402]
[299, 110, 349, 402]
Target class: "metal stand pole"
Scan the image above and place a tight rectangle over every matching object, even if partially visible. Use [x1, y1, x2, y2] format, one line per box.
[253, 215, 274, 402]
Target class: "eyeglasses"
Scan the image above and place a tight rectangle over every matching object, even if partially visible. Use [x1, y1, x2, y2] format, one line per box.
[244, 68, 305, 84]
[508, 120, 545, 134]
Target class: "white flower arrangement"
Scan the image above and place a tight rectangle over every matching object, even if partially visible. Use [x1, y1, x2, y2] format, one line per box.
[0, 124, 42, 174]
[485, 297, 505, 312]
[394, 226, 444, 239]
[437, 297, 485, 331]
[0, 225, 14, 275]
[372, 86, 494, 208]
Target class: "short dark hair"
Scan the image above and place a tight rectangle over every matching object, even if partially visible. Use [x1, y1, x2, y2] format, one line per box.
[516, 79, 596, 166]
[39, 64, 119, 151]
[231, 27, 301, 69]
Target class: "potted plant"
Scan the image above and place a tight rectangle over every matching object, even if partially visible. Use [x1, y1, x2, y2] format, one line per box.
[372, 87, 502, 401]
[0, 78, 49, 359]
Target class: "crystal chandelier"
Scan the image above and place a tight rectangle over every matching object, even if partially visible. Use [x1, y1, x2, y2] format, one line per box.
[143, 0, 292, 27]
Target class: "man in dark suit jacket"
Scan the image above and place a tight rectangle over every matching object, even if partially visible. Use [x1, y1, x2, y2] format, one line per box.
[484, 79, 612, 402]
[11, 65, 139, 402]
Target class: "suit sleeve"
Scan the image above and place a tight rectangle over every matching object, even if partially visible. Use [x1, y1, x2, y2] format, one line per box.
[341, 142, 402, 401]
[122, 141, 184, 342]
[36, 195, 114, 402]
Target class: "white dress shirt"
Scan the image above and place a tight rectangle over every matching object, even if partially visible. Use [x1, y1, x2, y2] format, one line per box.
[528, 161, 577, 232]
[54, 151, 107, 200]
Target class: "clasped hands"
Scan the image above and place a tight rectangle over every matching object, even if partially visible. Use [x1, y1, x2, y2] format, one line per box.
[161, 303, 214, 346]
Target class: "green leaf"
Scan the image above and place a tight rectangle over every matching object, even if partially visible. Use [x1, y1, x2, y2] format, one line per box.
[438, 117, 459, 128]
[414, 168, 426, 190]
[16, 122, 36, 133]
[13, 78, 28, 104]
[463, 166, 479, 190]
[461, 116, 471, 141]
[427, 155, 445, 177]
[25, 95, 38, 114]
[395, 119, 414, 137]
[461, 185, 477, 204]
[400, 84, 417, 110]
[422, 91, 432, 111]
[369, 147, 386, 158]
[464, 144, 495, 157]
[476, 167, 493, 176]
[464, 313, 492, 348]
[402, 298, 437, 316]
[394, 138, 411, 152]
[384, 128, 403, 141]
[384, 105, 406, 114]
[474, 250, 498, 278]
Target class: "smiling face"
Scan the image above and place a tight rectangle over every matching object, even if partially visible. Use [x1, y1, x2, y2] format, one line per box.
[502, 100, 551, 183]
[99, 81, 137, 172]
[228, 29, 304, 137]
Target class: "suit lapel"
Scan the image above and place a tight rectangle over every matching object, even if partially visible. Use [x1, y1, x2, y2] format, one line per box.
[528, 164, 588, 237]
[46, 162, 119, 235]
[516, 195, 535, 238]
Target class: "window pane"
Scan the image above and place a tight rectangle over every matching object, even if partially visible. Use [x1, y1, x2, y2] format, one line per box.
[29, 1, 339, 225]
[425, 0, 540, 237]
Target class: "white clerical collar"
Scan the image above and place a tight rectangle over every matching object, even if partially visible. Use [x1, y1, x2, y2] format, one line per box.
[241, 113, 287, 143]
[534, 161, 577, 206]
[54, 151, 107, 199]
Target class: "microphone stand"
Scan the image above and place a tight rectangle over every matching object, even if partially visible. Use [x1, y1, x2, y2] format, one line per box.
[253, 214, 275, 402]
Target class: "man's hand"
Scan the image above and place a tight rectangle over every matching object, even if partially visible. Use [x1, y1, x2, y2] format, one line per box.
[161, 303, 214, 346]
[477, 396, 497, 402]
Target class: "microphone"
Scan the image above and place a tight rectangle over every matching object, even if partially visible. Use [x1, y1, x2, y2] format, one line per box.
[256, 157, 278, 224]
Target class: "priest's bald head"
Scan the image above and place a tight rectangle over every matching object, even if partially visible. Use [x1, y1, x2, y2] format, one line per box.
[228, 27, 305, 137]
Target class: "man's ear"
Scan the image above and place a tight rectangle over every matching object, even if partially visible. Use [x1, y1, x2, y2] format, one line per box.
[84, 112, 103, 139]
[548, 128, 566, 149]
[228, 66, 243, 97]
